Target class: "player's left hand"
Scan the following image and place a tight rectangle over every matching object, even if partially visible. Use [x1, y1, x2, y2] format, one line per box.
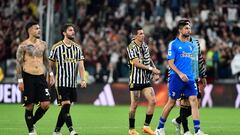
[152, 74, 160, 82]
[48, 75, 55, 86]
[80, 80, 87, 88]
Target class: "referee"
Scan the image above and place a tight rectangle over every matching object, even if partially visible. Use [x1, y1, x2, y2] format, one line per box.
[127, 26, 160, 135]
[49, 24, 87, 135]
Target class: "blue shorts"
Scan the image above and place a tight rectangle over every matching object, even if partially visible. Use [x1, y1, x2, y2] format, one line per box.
[168, 74, 198, 100]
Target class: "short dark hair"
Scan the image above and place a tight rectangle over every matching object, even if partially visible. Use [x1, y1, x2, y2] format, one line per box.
[25, 21, 39, 35]
[177, 19, 190, 30]
[61, 23, 75, 34]
[131, 26, 143, 36]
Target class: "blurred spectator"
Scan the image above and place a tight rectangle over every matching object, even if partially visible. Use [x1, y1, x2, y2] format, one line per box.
[0, 0, 240, 83]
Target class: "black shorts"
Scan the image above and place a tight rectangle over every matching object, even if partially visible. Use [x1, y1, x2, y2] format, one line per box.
[181, 80, 202, 99]
[22, 72, 51, 106]
[129, 83, 151, 91]
[56, 87, 77, 103]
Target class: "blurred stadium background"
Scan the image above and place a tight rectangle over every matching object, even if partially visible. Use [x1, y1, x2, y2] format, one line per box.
[0, 0, 240, 134]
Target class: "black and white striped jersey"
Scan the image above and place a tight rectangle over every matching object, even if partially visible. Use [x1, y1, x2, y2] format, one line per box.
[127, 41, 152, 86]
[49, 41, 84, 88]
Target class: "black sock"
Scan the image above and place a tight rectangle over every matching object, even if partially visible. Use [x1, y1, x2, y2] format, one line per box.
[25, 109, 34, 132]
[129, 118, 135, 129]
[144, 114, 153, 126]
[33, 107, 48, 124]
[180, 107, 192, 133]
[176, 116, 181, 124]
[55, 109, 64, 132]
[62, 104, 74, 132]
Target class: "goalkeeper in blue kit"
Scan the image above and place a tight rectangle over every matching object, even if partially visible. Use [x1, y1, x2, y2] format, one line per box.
[171, 19, 207, 135]
[155, 19, 208, 135]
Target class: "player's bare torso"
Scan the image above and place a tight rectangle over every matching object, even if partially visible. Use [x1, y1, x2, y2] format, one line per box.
[20, 39, 46, 75]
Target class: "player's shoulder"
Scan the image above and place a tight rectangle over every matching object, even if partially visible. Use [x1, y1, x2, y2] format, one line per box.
[19, 40, 27, 46]
[127, 41, 136, 50]
[51, 41, 63, 49]
[71, 41, 81, 49]
[190, 37, 200, 47]
[142, 42, 148, 48]
[38, 39, 47, 44]
[190, 36, 199, 43]
[168, 39, 178, 49]
[37, 39, 48, 47]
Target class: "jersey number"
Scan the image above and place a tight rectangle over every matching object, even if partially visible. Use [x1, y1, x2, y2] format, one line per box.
[45, 89, 50, 96]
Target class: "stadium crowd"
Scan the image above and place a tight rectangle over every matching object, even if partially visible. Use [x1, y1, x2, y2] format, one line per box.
[0, 0, 240, 83]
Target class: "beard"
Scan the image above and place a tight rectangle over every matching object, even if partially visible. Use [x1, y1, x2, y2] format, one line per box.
[182, 33, 190, 38]
[66, 35, 75, 40]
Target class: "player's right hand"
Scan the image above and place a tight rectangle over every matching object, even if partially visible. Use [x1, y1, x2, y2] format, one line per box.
[179, 72, 189, 82]
[18, 83, 24, 92]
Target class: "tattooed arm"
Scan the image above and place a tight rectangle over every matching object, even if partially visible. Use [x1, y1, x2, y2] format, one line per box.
[43, 42, 52, 73]
[16, 45, 25, 91]
[16, 45, 25, 80]
[43, 42, 55, 86]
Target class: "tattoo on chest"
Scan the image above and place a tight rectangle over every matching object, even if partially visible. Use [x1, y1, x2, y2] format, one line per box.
[25, 44, 43, 57]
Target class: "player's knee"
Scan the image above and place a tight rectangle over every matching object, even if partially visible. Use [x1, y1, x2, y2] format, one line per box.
[149, 99, 156, 106]
[25, 104, 34, 111]
[130, 102, 138, 110]
[167, 99, 176, 107]
[189, 96, 198, 103]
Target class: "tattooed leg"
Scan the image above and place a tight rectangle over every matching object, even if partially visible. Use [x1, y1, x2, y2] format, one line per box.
[129, 91, 140, 118]
[142, 87, 156, 126]
[129, 91, 140, 129]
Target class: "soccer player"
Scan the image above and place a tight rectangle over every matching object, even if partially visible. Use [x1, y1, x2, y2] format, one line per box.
[127, 26, 161, 135]
[155, 20, 207, 135]
[16, 21, 55, 135]
[49, 23, 87, 135]
[171, 19, 207, 135]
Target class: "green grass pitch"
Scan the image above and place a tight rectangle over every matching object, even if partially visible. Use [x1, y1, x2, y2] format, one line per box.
[0, 104, 239, 135]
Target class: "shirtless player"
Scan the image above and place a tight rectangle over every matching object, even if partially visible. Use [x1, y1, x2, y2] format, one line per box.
[16, 21, 55, 135]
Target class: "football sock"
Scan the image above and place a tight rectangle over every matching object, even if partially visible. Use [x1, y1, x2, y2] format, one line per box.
[157, 117, 166, 129]
[33, 107, 48, 124]
[129, 118, 135, 129]
[176, 116, 181, 124]
[55, 107, 65, 132]
[25, 109, 34, 132]
[62, 104, 73, 132]
[144, 114, 153, 126]
[193, 120, 200, 133]
[180, 107, 192, 133]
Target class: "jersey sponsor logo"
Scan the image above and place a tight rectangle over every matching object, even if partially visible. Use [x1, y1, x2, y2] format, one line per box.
[180, 52, 193, 58]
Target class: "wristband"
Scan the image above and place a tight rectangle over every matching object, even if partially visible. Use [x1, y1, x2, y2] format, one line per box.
[18, 78, 23, 83]
[148, 67, 153, 71]
[49, 72, 54, 76]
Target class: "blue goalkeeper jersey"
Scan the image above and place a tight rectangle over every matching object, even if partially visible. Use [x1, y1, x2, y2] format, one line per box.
[167, 37, 194, 81]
